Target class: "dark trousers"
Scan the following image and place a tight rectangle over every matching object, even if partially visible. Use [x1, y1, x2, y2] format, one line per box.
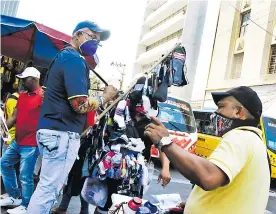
[59, 192, 89, 214]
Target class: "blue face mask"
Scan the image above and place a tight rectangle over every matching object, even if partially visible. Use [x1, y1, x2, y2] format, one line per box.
[79, 39, 98, 57]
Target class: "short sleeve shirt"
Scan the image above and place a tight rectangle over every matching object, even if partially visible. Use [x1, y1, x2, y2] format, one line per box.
[4, 92, 19, 144]
[38, 47, 90, 134]
[185, 127, 270, 214]
[16, 88, 42, 146]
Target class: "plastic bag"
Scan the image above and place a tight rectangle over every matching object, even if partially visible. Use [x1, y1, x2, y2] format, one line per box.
[142, 162, 154, 195]
[81, 177, 108, 208]
[151, 193, 182, 213]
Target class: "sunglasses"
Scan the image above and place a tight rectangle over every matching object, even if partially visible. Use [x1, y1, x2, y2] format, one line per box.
[81, 31, 102, 47]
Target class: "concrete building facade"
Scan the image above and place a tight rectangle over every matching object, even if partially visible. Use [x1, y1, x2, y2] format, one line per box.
[203, 0, 276, 114]
[134, 0, 276, 113]
[133, 0, 220, 108]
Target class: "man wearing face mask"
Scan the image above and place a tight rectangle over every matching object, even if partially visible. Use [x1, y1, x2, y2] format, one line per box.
[27, 21, 118, 214]
[144, 86, 270, 214]
[0, 67, 41, 214]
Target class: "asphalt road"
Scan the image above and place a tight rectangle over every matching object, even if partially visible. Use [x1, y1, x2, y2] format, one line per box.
[57, 166, 276, 214]
[1, 166, 276, 213]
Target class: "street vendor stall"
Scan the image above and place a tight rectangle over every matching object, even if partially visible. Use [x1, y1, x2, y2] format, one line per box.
[1, 15, 100, 102]
[1, 15, 97, 69]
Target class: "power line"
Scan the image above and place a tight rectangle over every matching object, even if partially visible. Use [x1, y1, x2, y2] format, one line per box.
[264, 95, 276, 111]
[250, 4, 276, 17]
[216, 8, 275, 38]
[229, 4, 276, 39]
[184, 91, 276, 104]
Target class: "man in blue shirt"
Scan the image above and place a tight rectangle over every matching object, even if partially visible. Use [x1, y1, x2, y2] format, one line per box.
[27, 21, 118, 213]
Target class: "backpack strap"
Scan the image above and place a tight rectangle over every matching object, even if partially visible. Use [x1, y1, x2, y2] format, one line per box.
[241, 129, 271, 178]
[4, 93, 19, 119]
[8, 94, 19, 101]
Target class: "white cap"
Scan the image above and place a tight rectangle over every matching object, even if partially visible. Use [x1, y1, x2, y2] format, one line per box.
[16, 67, 40, 79]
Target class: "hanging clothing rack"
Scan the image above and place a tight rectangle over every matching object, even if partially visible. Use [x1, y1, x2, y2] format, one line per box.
[81, 40, 182, 137]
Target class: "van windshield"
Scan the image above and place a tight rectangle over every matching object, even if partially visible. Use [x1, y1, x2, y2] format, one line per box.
[263, 116, 276, 152]
[157, 98, 196, 133]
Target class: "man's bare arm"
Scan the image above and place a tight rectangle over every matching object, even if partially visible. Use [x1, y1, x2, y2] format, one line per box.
[158, 151, 171, 187]
[162, 143, 228, 191]
[145, 117, 228, 191]
[6, 108, 18, 129]
[160, 151, 170, 170]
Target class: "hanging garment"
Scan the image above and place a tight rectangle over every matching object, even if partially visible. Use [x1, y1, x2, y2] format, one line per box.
[164, 58, 173, 87]
[158, 65, 164, 83]
[152, 75, 168, 102]
[129, 77, 146, 105]
[114, 100, 127, 130]
[170, 46, 189, 86]
[147, 77, 158, 110]
[153, 64, 161, 78]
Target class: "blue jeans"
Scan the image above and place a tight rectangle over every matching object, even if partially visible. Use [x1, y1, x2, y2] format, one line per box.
[1, 140, 39, 207]
[27, 129, 80, 214]
[170, 58, 184, 86]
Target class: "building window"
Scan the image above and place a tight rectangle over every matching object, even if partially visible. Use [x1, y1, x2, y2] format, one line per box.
[146, 29, 183, 51]
[268, 45, 276, 74]
[239, 11, 251, 37]
[231, 53, 244, 79]
[150, 7, 186, 31]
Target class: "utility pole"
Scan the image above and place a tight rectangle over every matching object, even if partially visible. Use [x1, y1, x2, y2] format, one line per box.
[110, 61, 126, 90]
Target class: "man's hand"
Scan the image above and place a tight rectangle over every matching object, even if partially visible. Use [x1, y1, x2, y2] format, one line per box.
[158, 168, 171, 187]
[144, 117, 169, 144]
[178, 201, 186, 209]
[102, 85, 118, 104]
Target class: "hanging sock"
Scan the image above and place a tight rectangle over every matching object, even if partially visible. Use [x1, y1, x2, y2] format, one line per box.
[129, 76, 146, 105]
[143, 76, 149, 96]
[114, 100, 127, 129]
[142, 95, 158, 118]
[152, 75, 168, 102]
[121, 158, 127, 178]
[158, 65, 164, 83]
[125, 105, 132, 123]
[152, 64, 161, 78]
[123, 138, 145, 153]
[147, 77, 158, 110]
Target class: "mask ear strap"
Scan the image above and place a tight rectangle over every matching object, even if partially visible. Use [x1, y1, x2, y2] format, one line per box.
[215, 115, 219, 136]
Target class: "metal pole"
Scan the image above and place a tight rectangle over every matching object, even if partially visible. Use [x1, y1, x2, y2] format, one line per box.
[81, 40, 181, 136]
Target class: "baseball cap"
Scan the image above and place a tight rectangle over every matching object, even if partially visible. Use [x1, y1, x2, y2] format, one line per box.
[73, 21, 111, 41]
[16, 67, 40, 79]
[211, 86, 262, 120]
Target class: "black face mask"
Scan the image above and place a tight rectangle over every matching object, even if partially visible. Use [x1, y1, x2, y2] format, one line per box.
[209, 112, 259, 137]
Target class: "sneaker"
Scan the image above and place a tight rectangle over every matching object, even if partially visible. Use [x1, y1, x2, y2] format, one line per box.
[7, 205, 27, 214]
[0, 193, 9, 199]
[0, 196, 22, 207]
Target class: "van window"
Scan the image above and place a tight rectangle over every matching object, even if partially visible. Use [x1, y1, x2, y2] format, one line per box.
[157, 98, 196, 133]
[193, 111, 217, 136]
[263, 116, 276, 152]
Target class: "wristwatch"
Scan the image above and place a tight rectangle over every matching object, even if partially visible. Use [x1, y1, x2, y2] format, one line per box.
[156, 136, 173, 151]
